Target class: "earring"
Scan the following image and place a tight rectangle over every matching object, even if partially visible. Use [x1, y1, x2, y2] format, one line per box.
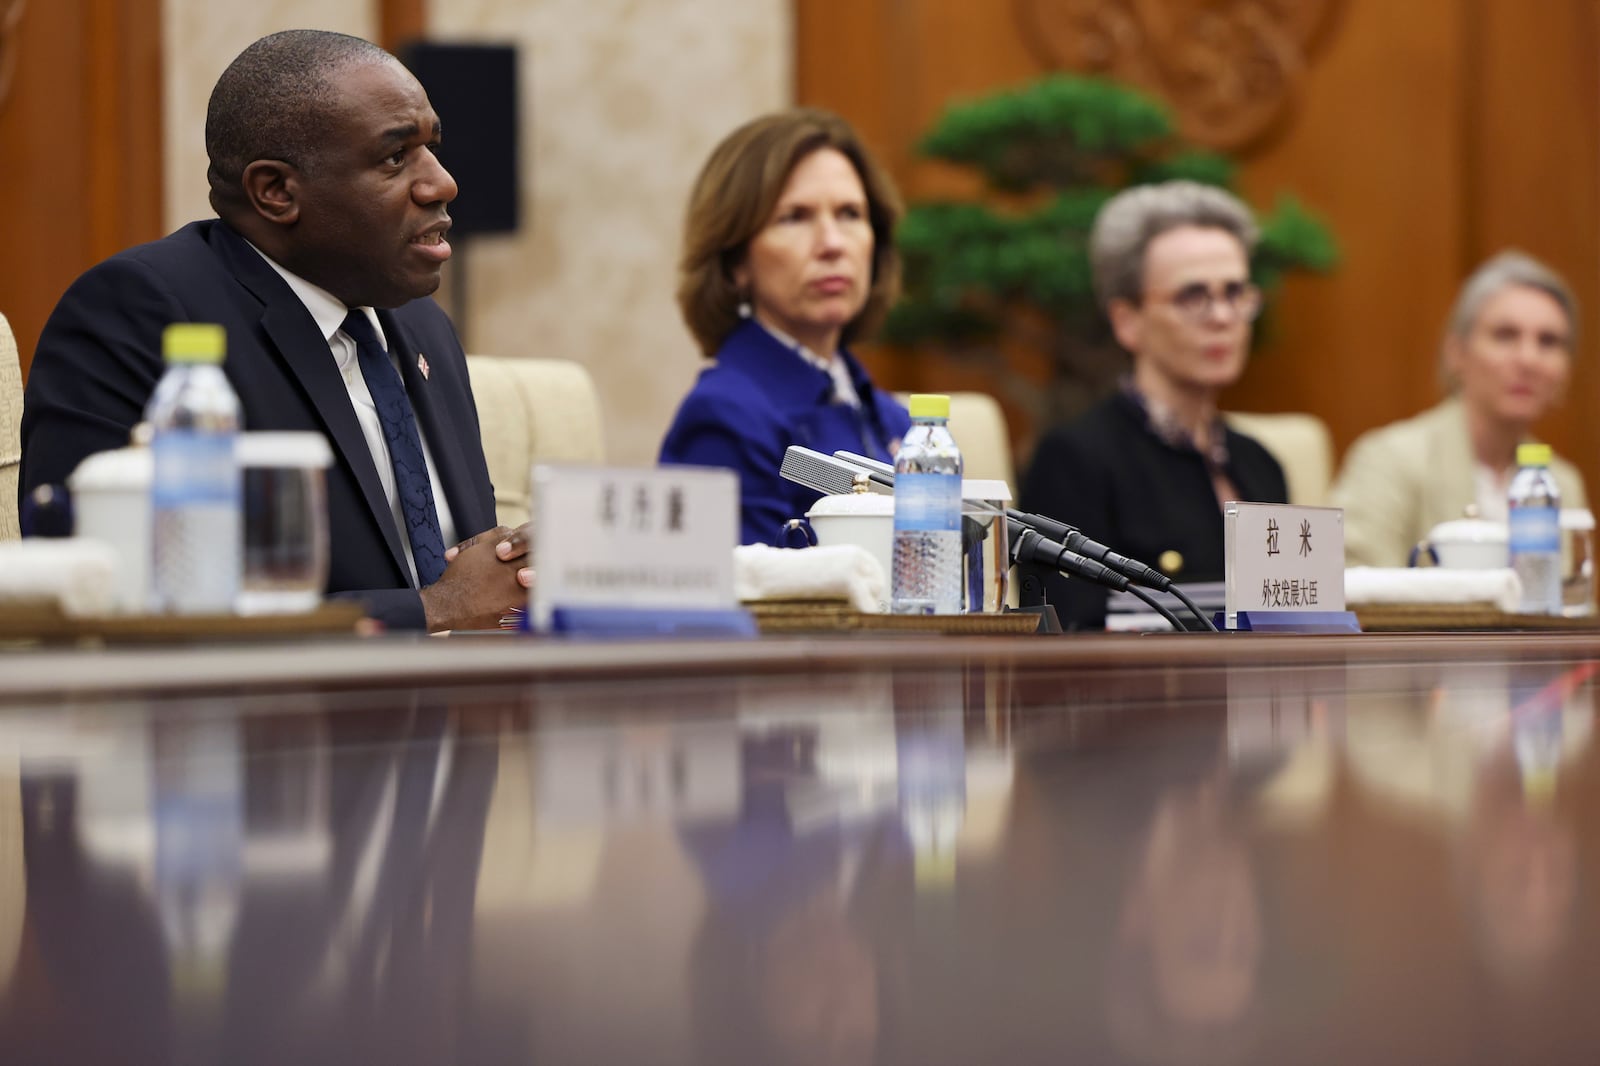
[737, 297, 752, 319]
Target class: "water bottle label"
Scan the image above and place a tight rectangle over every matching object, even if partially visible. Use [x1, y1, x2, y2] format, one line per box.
[1509, 507, 1559, 554]
[893, 473, 961, 533]
[152, 431, 238, 509]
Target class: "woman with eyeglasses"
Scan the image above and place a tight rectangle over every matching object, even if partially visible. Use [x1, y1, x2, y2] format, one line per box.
[1331, 250, 1587, 567]
[1020, 181, 1287, 630]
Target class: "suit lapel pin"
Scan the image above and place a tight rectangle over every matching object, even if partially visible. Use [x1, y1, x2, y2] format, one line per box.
[417, 352, 430, 381]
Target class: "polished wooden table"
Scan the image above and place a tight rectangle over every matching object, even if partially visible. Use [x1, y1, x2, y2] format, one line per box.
[2, 629, 1599, 1064]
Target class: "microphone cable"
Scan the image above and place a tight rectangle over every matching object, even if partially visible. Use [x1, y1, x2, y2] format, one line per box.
[1126, 585, 1192, 633]
[1165, 584, 1219, 633]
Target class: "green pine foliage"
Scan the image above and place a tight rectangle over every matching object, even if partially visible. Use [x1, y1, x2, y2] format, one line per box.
[917, 76, 1174, 190]
[884, 76, 1337, 365]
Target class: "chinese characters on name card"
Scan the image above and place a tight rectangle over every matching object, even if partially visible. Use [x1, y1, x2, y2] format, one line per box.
[1224, 502, 1346, 628]
[530, 464, 739, 629]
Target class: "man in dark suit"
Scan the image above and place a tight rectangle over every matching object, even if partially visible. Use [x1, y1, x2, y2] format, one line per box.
[19, 30, 528, 631]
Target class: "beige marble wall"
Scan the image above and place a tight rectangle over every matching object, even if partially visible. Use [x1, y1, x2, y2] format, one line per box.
[427, 0, 793, 464]
[163, 3, 376, 229]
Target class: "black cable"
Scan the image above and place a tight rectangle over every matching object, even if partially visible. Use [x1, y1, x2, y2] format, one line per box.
[1125, 584, 1187, 633]
[1168, 583, 1220, 632]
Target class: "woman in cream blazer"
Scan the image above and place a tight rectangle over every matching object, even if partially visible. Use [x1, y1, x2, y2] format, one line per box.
[1333, 251, 1588, 567]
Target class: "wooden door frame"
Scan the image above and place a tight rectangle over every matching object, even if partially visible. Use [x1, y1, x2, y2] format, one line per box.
[0, 0, 163, 373]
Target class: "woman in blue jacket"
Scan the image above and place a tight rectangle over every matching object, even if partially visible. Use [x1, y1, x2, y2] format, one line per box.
[659, 109, 911, 545]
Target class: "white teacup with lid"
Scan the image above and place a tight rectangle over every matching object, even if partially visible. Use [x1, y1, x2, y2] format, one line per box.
[805, 488, 895, 612]
[1411, 508, 1508, 570]
[67, 440, 154, 613]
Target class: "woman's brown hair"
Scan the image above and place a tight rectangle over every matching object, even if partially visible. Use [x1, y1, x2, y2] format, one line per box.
[677, 108, 903, 357]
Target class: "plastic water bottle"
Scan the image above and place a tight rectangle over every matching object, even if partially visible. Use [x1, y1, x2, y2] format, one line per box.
[1509, 441, 1561, 614]
[891, 394, 963, 614]
[146, 323, 241, 613]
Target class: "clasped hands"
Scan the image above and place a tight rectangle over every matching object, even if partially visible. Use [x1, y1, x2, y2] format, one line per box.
[419, 523, 533, 632]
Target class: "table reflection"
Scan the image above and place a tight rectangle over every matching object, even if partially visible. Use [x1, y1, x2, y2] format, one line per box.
[0, 696, 507, 1065]
[0, 644, 1598, 1063]
[1105, 778, 1264, 1064]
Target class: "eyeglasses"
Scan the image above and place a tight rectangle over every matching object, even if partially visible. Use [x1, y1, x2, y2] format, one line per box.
[1149, 280, 1263, 323]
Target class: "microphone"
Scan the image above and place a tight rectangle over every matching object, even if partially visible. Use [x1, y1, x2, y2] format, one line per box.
[1010, 526, 1189, 631]
[831, 450, 1171, 591]
[1012, 510, 1172, 592]
[780, 447, 894, 497]
[1009, 526, 1129, 592]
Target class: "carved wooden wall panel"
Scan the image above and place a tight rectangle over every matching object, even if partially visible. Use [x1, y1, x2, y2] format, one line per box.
[1016, 0, 1345, 150]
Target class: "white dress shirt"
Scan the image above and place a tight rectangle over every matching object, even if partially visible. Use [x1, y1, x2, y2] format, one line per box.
[249, 245, 458, 586]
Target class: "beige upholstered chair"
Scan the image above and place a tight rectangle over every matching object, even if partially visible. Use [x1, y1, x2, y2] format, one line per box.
[0, 314, 20, 541]
[947, 391, 1016, 493]
[897, 391, 1016, 494]
[1223, 410, 1335, 506]
[466, 355, 605, 528]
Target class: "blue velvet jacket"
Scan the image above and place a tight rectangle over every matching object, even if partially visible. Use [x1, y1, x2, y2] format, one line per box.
[659, 320, 911, 545]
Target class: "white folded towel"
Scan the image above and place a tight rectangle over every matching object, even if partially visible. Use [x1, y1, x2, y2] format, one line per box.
[1344, 566, 1523, 614]
[734, 543, 888, 614]
[0, 539, 119, 617]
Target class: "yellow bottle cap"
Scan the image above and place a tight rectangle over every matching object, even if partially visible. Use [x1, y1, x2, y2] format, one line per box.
[1517, 442, 1553, 468]
[162, 323, 226, 364]
[914, 843, 957, 889]
[1523, 767, 1557, 807]
[907, 393, 951, 420]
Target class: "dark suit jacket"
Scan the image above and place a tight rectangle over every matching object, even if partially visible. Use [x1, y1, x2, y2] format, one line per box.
[19, 219, 497, 629]
[658, 319, 911, 546]
[1020, 391, 1288, 630]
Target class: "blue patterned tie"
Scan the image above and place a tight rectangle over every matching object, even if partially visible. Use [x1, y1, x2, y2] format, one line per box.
[342, 311, 446, 586]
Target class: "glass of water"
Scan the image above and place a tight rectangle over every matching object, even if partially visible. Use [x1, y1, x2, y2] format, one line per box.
[235, 432, 333, 615]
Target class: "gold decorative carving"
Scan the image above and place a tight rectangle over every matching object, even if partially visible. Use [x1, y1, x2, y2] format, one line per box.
[0, 0, 23, 113]
[1017, 0, 1343, 151]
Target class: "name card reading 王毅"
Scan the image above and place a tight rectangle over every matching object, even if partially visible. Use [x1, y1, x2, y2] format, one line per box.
[529, 464, 739, 630]
[1223, 502, 1346, 629]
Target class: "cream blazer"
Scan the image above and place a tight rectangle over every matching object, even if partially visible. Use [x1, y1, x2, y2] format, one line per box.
[1331, 397, 1589, 567]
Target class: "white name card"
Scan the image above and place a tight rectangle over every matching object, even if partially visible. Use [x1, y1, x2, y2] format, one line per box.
[529, 464, 739, 630]
[1223, 502, 1346, 628]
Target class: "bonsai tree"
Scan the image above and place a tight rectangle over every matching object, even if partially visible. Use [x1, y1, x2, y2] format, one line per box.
[884, 75, 1337, 431]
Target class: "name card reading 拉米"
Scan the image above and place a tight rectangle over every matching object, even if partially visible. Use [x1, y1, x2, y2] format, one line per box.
[1223, 502, 1346, 629]
[529, 464, 739, 630]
